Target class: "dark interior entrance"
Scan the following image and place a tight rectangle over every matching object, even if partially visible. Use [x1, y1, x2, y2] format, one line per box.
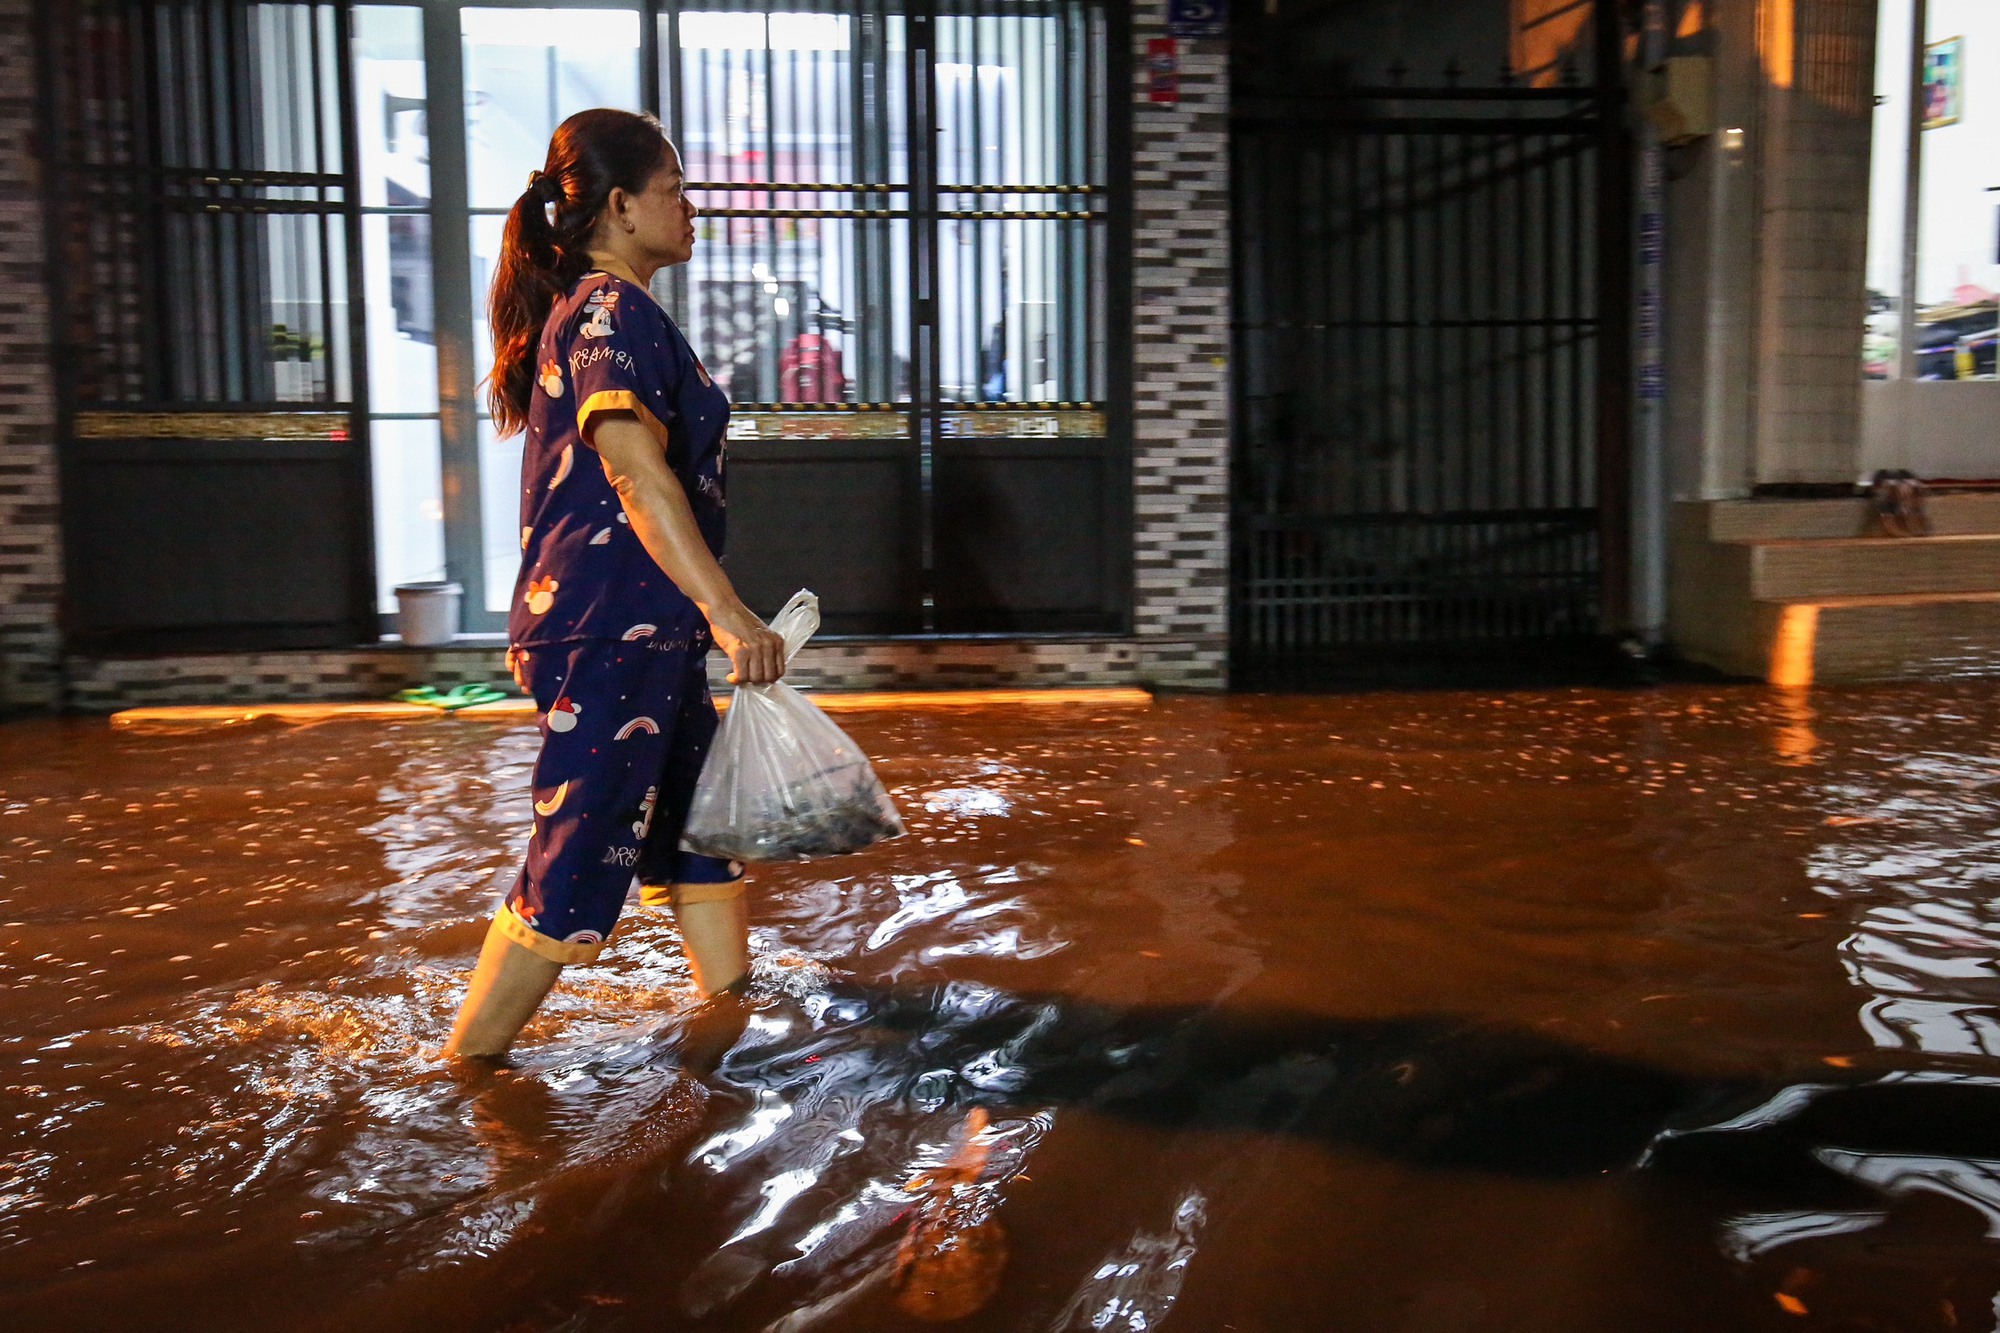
[1229, 0, 1630, 688]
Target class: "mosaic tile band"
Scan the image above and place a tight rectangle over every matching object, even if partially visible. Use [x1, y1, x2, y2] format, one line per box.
[73, 411, 350, 441]
[59, 637, 1227, 713]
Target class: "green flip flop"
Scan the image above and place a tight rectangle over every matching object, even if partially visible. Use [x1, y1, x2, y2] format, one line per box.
[394, 682, 512, 711]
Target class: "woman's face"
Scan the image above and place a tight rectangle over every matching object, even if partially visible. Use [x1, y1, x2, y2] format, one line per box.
[606, 143, 699, 269]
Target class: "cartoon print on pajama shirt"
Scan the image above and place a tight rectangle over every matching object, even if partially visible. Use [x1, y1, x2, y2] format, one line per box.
[499, 271, 737, 962]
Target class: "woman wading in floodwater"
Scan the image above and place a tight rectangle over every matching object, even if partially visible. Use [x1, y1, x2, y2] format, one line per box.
[444, 109, 784, 1059]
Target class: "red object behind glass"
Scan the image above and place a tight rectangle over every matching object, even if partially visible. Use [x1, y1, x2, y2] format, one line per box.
[780, 332, 846, 403]
[1146, 37, 1179, 104]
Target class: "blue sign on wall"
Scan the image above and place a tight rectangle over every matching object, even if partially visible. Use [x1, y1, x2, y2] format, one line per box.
[1167, 0, 1228, 40]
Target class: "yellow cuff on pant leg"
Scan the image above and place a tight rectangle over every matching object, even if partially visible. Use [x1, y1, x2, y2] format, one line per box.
[491, 903, 608, 965]
[639, 878, 747, 910]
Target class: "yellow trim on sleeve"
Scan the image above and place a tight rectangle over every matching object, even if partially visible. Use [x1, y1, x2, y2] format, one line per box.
[492, 902, 608, 965]
[576, 390, 671, 451]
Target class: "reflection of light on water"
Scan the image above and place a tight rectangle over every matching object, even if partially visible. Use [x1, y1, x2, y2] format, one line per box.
[1715, 713, 2000, 1276]
[31, 689, 2000, 1323]
[926, 925, 1069, 961]
[786, 1181, 907, 1263]
[1771, 686, 1819, 765]
[727, 1166, 822, 1245]
[866, 875, 970, 951]
[429, 1196, 538, 1262]
[363, 732, 534, 930]
[1053, 1188, 1207, 1332]
[1719, 1209, 1886, 1263]
[1830, 880, 2000, 1056]
[863, 869, 1071, 959]
[691, 1090, 795, 1171]
[1816, 1149, 2000, 1237]
[1842, 895, 2000, 1058]
[1804, 746, 2000, 1057]
[1859, 996, 2000, 1056]
[1653, 1082, 1833, 1148]
[923, 786, 1012, 818]
[0, 1152, 56, 1225]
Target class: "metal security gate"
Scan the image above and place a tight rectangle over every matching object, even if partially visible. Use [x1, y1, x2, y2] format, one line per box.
[666, 0, 1123, 635]
[40, 1, 373, 654]
[1232, 72, 1628, 686]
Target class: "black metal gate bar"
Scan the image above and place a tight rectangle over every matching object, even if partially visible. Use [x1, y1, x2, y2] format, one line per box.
[1232, 76, 1615, 685]
[1591, 0, 1634, 632]
[331, 0, 373, 636]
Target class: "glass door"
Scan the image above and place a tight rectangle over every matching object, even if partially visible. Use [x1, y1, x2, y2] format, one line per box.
[353, 0, 1116, 638]
[462, 8, 644, 620]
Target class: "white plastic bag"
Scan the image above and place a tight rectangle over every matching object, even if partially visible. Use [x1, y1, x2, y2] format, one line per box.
[681, 590, 907, 862]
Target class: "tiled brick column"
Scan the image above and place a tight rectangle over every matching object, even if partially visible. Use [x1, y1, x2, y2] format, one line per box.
[1129, 9, 1231, 688]
[0, 1, 61, 710]
[1748, 0, 1877, 485]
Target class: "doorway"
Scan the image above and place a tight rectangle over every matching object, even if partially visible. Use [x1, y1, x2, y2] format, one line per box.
[1229, 2, 1630, 687]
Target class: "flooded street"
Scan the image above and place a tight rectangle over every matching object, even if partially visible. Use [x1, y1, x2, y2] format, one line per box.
[5, 684, 2000, 1331]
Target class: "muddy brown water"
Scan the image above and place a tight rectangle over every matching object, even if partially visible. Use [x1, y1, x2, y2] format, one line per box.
[4, 686, 2000, 1331]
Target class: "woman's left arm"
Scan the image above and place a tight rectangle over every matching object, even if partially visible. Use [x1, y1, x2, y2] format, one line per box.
[589, 413, 785, 685]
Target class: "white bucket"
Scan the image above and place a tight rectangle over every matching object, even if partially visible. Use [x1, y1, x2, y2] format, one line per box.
[394, 581, 463, 647]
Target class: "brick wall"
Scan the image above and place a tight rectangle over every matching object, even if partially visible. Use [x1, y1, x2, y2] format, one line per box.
[0, 1, 60, 710]
[1128, 9, 1231, 687]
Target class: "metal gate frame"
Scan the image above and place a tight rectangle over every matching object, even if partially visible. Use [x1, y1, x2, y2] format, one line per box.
[664, 0, 1130, 636]
[38, 0, 377, 655]
[416, 0, 1129, 637]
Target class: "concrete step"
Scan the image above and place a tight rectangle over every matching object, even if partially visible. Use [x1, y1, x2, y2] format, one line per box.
[1748, 534, 2000, 601]
[1708, 492, 2000, 541]
[1760, 592, 2000, 685]
[1669, 500, 2000, 682]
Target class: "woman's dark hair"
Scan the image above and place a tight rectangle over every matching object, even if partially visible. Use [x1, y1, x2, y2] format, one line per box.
[487, 108, 673, 435]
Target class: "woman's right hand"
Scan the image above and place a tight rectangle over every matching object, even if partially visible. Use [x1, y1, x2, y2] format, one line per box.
[707, 601, 786, 685]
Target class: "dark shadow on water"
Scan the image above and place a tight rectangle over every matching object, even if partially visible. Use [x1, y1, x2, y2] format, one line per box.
[294, 978, 2000, 1332]
[623, 977, 1988, 1194]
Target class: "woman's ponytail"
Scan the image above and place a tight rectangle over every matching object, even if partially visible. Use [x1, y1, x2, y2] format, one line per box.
[487, 173, 572, 435]
[485, 109, 674, 436]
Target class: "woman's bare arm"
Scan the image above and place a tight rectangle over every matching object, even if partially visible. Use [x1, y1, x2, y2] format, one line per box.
[589, 412, 785, 684]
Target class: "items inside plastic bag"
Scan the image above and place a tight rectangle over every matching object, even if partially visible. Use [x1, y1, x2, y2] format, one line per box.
[681, 590, 907, 862]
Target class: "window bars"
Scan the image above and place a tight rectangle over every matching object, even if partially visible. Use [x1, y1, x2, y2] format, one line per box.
[45, 1, 363, 418]
[668, 0, 1111, 421]
[1232, 83, 1611, 678]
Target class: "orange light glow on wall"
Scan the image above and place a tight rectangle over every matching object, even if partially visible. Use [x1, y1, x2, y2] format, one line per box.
[1511, 0, 1592, 88]
[1768, 603, 1819, 687]
[1678, 0, 1706, 39]
[1760, 0, 1795, 89]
